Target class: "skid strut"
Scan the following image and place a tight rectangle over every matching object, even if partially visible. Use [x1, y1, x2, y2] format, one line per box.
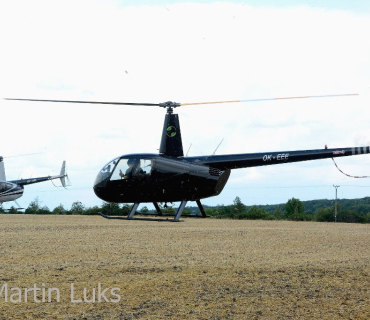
[196, 199, 207, 217]
[153, 202, 163, 216]
[127, 202, 140, 219]
[174, 200, 187, 221]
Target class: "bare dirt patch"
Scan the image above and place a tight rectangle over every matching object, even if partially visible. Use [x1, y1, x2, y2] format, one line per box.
[0, 215, 369, 319]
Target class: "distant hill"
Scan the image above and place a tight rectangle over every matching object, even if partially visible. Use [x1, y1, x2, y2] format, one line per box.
[184, 197, 370, 215]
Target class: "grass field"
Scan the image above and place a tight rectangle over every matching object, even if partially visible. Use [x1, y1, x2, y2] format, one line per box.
[0, 215, 369, 319]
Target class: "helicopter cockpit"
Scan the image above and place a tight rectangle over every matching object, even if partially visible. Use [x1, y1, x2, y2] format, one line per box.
[110, 158, 151, 180]
[0, 181, 24, 202]
[0, 181, 19, 193]
[94, 156, 152, 188]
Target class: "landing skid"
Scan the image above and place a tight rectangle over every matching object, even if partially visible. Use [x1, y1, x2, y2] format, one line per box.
[137, 213, 209, 218]
[99, 200, 209, 222]
[99, 212, 182, 222]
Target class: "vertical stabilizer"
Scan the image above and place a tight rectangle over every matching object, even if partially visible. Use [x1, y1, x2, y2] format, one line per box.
[159, 113, 184, 157]
[60, 161, 66, 187]
[0, 157, 6, 181]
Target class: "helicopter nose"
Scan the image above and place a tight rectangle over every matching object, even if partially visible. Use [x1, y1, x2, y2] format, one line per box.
[94, 171, 110, 188]
[93, 185, 105, 200]
[93, 170, 110, 201]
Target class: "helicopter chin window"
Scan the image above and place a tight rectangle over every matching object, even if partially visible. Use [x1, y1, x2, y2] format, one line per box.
[110, 158, 151, 181]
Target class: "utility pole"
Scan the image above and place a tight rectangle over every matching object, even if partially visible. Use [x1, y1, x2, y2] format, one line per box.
[333, 185, 340, 222]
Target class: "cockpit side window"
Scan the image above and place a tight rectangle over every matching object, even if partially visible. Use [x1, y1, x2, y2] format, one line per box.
[110, 158, 151, 181]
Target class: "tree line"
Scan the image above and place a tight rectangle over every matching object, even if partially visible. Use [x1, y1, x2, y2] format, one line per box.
[208, 196, 370, 223]
[1, 196, 370, 223]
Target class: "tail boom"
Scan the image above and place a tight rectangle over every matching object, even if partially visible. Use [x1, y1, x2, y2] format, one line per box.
[185, 147, 370, 170]
[10, 161, 67, 187]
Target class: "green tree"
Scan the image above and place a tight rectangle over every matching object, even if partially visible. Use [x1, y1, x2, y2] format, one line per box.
[24, 198, 50, 214]
[38, 206, 50, 214]
[213, 204, 232, 218]
[233, 196, 246, 212]
[6, 206, 19, 214]
[85, 206, 100, 215]
[210, 197, 247, 219]
[365, 212, 370, 223]
[246, 206, 270, 220]
[141, 206, 149, 213]
[205, 208, 214, 216]
[315, 206, 334, 222]
[338, 208, 366, 223]
[53, 204, 67, 215]
[70, 201, 85, 215]
[314, 204, 367, 223]
[101, 202, 124, 216]
[285, 197, 305, 220]
[230, 196, 248, 219]
[122, 204, 131, 216]
[273, 206, 284, 219]
[159, 204, 176, 214]
[25, 197, 41, 214]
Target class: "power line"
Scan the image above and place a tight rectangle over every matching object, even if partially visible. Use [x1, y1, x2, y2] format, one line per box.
[227, 184, 370, 190]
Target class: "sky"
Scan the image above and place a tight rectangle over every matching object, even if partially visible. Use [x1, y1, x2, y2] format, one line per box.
[0, 0, 370, 211]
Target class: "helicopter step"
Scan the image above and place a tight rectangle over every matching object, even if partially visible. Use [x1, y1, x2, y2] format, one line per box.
[99, 200, 209, 222]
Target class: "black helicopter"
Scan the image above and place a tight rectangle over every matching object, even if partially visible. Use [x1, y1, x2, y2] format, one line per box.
[6, 95, 370, 221]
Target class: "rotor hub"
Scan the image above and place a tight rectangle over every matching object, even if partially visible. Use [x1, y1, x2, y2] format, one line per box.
[159, 101, 180, 114]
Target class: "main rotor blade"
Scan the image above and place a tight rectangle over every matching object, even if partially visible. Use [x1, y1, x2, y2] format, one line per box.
[180, 93, 358, 106]
[5, 93, 358, 108]
[4, 98, 160, 106]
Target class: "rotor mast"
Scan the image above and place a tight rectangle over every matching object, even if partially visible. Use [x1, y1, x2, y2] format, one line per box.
[158, 101, 184, 157]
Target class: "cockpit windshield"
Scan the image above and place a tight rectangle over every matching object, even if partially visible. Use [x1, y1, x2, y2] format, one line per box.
[0, 182, 19, 193]
[110, 158, 151, 180]
[94, 157, 120, 187]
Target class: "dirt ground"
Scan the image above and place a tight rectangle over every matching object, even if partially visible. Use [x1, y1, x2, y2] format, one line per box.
[0, 215, 369, 319]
